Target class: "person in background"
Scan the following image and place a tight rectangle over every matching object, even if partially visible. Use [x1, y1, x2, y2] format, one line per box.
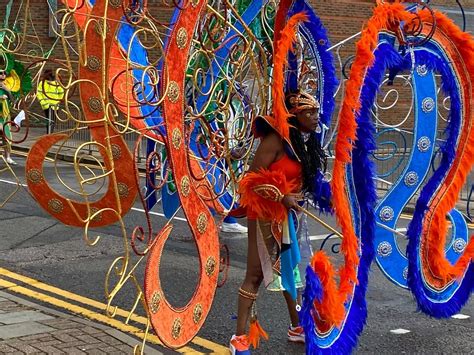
[0, 69, 16, 165]
[36, 69, 64, 134]
[221, 215, 248, 233]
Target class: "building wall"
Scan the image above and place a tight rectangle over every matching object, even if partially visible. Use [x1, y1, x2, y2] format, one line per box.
[4, 0, 473, 125]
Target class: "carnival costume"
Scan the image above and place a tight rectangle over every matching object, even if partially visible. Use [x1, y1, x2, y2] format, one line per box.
[14, 0, 472, 354]
[235, 13, 330, 350]
[0, 54, 31, 161]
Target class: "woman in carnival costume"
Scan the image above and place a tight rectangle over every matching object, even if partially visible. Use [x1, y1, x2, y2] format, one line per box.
[0, 54, 32, 165]
[230, 13, 330, 355]
[0, 68, 16, 165]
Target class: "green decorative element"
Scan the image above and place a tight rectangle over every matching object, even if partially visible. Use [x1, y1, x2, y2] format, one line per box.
[1, 53, 32, 99]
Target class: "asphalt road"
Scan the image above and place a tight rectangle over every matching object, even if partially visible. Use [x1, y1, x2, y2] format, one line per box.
[0, 155, 472, 354]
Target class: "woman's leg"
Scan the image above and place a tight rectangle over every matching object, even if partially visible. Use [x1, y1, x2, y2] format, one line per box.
[236, 219, 264, 336]
[283, 290, 300, 327]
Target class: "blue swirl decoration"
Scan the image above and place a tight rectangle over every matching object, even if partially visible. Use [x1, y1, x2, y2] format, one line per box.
[404, 40, 473, 317]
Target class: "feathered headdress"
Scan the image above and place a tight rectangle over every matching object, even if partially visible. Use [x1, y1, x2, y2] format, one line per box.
[286, 91, 319, 114]
[268, 12, 309, 141]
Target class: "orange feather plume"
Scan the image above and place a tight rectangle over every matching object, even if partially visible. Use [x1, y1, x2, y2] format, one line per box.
[269, 12, 309, 141]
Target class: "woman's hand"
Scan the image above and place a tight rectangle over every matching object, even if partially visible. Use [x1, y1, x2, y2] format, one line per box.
[281, 194, 299, 210]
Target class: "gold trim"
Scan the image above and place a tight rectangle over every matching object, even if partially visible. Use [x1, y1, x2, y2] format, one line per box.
[205, 256, 216, 277]
[117, 183, 129, 198]
[172, 318, 182, 339]
[171, 128, 182, 150]
[150, 292, 161, 314]
[193, 303, 203, 324]
[167, 81, 180, 103]
[88, 97, 103, 113]
[90, 207, 102, 222]
[94, 20, 110, 36]
[109, 0, 121, 8]
[27, 169, 43, 184]
[111, 144, 122, 160]
[48, 199, 64, 213]
[176, 28, 188, 49]
[181, 176, 190, 197]
[197, 213, 207, 234]
[86, 55, 101, 72]
[191, 0, 199, 7]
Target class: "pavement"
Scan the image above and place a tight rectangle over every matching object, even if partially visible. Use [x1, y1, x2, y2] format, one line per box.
[0, 290, 158, 354]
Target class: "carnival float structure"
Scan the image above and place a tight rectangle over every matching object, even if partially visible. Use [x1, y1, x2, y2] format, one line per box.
[0, 0, 472, 353]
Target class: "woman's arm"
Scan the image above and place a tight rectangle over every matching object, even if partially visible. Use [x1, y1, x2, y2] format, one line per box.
[249, 131, 283, 172]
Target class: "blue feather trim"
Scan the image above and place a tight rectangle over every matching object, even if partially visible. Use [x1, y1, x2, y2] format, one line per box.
[310, 171, 333, 215]
[286, 0, 338, 127]
[405, 49, 473, 318]
[299, 265, 323, 354]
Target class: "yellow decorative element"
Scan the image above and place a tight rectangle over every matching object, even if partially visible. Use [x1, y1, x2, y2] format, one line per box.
[176, 28, 188, 49]
[150, 292, 161, 314]
[87, 55, 101, 71]
[172, 318, 182, 339]
[111, 144, 122, 160]
[171, 128, 182, 150]
[88, 97, 103, 113]
[4, 70, 20, 92]
[117, 183, 129, 198]
[181, 176, 190, 197]
[205, 256, 216, 277]
[193, 304, 203, 324]
[191, 0, 199, 7]
[48, 199, 64, 213]
[197, 213, 207, 234]
[167, 81, 180, 103]
[252, 184, 284, 202]
[27, 169, 43, 184]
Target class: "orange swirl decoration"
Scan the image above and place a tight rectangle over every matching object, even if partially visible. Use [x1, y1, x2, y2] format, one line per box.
[143, 0, 220, 349]
[25, 1, 137, 227]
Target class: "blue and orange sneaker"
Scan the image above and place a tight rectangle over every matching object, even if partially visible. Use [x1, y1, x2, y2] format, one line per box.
[229, 334, 251, 355]
[287, 325, 305, 343]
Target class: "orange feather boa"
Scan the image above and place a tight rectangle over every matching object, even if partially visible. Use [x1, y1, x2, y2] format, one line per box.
[416, 9, 474, 283]
[269, 12, 309, 141]
[239, 169, 298, 223]
[315, 2, 414, 327]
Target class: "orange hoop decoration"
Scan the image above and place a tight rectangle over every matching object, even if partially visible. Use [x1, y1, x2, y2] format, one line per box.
[143, 1, 220, 349]
[25, 1, 137, 227]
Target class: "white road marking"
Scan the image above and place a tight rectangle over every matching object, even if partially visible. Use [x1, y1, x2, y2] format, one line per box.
[310, 234, 339, 241]
[0, 178, 26, 187]
[451, 314, 470, 320]
[0, 178, 187, 222]
[310, 227, 407, 241]
[131, 207, 187, 221]
[390, 328, 411, 334]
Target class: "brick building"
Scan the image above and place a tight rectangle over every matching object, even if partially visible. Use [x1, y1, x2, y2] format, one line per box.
[2, 0, 473, 125]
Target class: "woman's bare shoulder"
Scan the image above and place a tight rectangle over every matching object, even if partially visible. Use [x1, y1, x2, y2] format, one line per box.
[259, 131, 283, 148]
